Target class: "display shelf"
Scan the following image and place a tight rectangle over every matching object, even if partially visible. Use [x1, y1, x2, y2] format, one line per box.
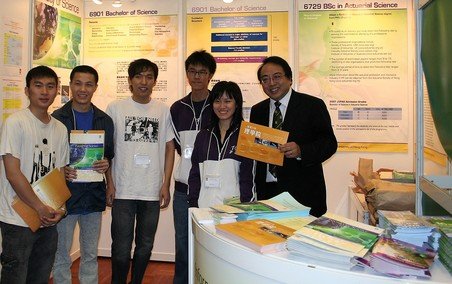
[419, 176, 452, 214]
[188, 209, 451, 284]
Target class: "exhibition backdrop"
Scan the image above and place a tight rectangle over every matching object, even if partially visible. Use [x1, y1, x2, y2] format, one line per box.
[0, 0, 447, 161]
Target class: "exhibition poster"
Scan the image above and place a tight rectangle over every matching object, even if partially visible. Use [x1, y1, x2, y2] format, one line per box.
[298, 0, 411, 152]
[0, 16, 26, 124]
[84, 1, 179, 110]
[33, 0, 81, 69]
[1, 78, 23, 122]
[186, 0, 290, 118]
[1, 17, 24, 76]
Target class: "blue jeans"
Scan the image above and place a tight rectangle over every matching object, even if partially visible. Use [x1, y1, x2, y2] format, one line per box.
[0, 221, 58, 284]
[53, 212, 102, 284]
[172, 190, 189, 284]
[111, 199, 160, 284]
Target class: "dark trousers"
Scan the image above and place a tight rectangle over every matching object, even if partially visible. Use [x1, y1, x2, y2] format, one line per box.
[172, 189, 189, 284]
[111, 199, 160, 284]
[0, 221, 58, 284]
[258, 181, 325, 217]
[256, 181, 283, 201]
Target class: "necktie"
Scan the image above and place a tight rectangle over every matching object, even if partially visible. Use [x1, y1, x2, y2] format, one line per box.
[270, 101, 282, 178]
[272, 101, 282, 130]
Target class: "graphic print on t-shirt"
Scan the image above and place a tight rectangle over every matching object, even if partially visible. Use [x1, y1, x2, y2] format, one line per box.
[31, 139, 55, 184]
[124, 116, 159, 142]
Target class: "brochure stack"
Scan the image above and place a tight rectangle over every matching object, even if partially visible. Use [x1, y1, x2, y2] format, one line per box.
[377, 210, 436, 247]
[286, 213, 383, 268]
[356, 236, 436, 278]
[424, 216, 452, 274]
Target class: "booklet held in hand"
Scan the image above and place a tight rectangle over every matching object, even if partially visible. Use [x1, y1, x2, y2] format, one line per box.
[12, 168, 71, 232]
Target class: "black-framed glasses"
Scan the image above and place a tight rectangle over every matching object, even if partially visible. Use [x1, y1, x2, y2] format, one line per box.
[187, 69, 209, 77]
[260, 73, 285, 84]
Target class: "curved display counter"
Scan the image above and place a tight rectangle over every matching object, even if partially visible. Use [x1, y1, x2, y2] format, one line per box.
[188, 209, 451, 284]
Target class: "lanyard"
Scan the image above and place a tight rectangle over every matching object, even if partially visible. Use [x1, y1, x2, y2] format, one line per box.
[206, 127, 237, 161]
[190, 95, 209, 131]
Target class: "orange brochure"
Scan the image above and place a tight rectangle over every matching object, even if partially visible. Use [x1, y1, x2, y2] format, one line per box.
[236, 121, 289, 166]
[12, 168, 71, 232]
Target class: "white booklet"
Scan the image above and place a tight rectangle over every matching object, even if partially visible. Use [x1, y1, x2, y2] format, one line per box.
[69, 130, 105, 182]
[211, 192, 310, 214]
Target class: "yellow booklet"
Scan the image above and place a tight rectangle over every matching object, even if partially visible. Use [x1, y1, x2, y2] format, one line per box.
[235, 121, 289, 166]
[216, 219, 295, 253]
[12, 168, 71, 232]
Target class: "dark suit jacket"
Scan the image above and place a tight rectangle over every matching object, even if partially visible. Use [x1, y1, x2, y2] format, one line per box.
[250, 90, 337, 216]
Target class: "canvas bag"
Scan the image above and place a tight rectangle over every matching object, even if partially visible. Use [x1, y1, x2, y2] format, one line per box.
[198, 159, 240, 208]
[365, 179, 415, 212]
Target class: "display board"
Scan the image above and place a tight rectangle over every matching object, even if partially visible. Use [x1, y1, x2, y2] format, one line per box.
[298, 0, 411, 152]
[0, 1, 30, 125]
[186, 0, 290, 119]
[32, 0, 82, 69]
[30, 0, 83, 114]
[84, 1, 179, 111]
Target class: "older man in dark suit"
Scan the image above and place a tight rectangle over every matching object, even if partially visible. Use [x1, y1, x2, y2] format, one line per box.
[250, 56, 337, 217]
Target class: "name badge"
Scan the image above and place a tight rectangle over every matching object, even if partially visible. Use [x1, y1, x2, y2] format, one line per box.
[183, 146, 193, 159]
[134, 154, 150, 168]
[204, 176, 221, 188]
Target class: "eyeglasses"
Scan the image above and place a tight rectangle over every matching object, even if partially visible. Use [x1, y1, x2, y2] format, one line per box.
[260, 73, 285, 84]
[187, 69, 209, 77]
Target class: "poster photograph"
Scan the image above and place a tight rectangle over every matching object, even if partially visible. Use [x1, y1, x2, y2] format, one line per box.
[33, 0, 81, 69]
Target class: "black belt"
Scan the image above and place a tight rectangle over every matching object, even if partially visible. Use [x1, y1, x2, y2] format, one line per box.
[174, 181, 188, 193]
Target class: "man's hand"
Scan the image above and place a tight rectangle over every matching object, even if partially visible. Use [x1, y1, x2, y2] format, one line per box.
[93, 159, 109, 174]
[40, 206, 65, 227]
[64, 166, 77, 181]
[106, 183, 115, 207]
[37, 204, 56, 226]
[159, 185, 170, 209]
[279, 142, 301, 159]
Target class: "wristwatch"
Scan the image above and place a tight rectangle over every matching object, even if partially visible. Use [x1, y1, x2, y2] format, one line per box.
[61, 207, 68, 217]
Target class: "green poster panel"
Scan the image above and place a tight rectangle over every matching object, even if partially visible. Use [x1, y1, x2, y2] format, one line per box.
[421, 0, 452, 159]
